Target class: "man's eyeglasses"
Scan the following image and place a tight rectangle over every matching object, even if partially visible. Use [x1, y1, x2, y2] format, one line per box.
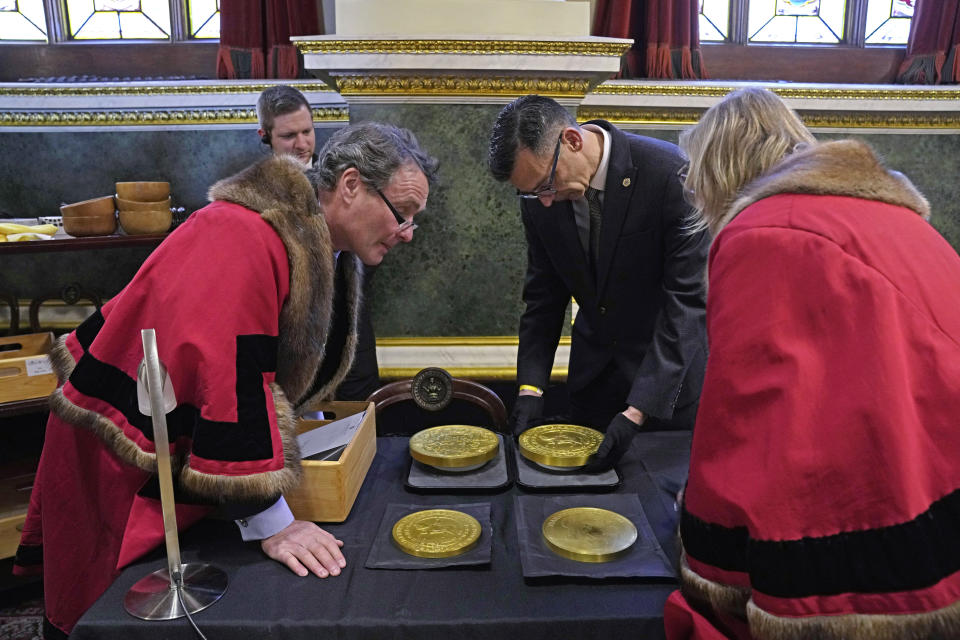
[516, 134, 563, 199]
[375, 188, 418, 233]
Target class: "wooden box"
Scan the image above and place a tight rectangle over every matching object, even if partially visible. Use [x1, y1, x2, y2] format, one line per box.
[284, 401, 377, 523]
[0, 460, 37, 559]
[0, 332, 58, 404]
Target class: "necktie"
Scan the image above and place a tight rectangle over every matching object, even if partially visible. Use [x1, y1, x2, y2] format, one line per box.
[586, 187, 602, 272]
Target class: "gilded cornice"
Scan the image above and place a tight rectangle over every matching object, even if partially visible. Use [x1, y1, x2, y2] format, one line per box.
[334, 75, 592, 97]
[380, 367, 568, 381]
[593, 83, 960, 101]
[0, 83, 334, 97]
[377, 336, 572, 347]
[0, 106, 348, 127]
[295, 38, 631, 57]
[579, 107, 960, 129]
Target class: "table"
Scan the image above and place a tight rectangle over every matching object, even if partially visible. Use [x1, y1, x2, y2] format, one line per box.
[72, 432, 691, 640]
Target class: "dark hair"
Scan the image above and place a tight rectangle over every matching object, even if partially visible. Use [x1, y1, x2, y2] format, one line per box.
[256, 85, 311, 139]
[488, 94, 577, 182]
[307, 122, 439, 193]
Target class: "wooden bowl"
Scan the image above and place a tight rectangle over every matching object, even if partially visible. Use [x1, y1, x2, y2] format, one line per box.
[115, 196, 171, 212]
[63, 214, 117, 237]
[119, 209, 172, 235]
[60, 195, 115, 219]
[115, 181, 170, 202]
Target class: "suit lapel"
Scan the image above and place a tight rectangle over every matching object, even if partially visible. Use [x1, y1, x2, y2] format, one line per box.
[595, 124, 638, 296]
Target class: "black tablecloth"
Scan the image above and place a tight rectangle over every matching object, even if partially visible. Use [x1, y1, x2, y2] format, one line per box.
[71, 432, 691, 640]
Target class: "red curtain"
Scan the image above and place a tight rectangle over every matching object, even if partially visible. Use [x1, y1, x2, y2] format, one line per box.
[898, 1, 960, 84]
[217, 0, 323, 79]
[592, 0, 707, 79]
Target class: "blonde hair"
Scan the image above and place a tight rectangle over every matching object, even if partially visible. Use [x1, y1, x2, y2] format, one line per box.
[679, 87, 816, 235]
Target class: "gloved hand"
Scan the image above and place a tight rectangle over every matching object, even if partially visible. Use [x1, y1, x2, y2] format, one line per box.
[509, 394, 544, 435]
[582, 412, 642, 473]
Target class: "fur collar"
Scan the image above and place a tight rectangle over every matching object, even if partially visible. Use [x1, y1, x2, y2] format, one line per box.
[208, 155, 361, 411]
[715, 140, 930, 235]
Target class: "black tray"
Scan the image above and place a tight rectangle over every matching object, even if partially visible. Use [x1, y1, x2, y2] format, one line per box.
[511, 443, 621, 492]
[405, 433, 513, 494]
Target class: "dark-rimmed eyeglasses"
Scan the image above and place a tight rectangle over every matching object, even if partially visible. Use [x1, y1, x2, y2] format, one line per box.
[375, 188, 418, 233]
[516, 134, 563, 199]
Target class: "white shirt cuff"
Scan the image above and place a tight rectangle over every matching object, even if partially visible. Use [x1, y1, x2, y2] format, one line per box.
[235, 496, 295, 541]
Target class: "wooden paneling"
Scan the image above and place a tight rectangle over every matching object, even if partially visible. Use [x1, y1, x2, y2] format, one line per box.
[701, 43, 905, 84]
[0, 42, 218, 81]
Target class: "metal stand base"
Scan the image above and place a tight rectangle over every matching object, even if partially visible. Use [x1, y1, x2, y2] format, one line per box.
[124, 563, 228, 621]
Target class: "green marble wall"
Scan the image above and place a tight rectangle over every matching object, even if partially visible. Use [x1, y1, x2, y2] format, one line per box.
[2, 115, 958, 339]
[348, 102, 528, 337]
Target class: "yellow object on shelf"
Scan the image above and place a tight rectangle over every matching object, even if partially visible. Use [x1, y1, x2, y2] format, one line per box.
[0, 223, 58, 242]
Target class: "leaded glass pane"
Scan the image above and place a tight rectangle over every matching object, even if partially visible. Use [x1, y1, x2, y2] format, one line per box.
[749, 0, 845, 43]
[777, 0, 819, 17]
[698, 0, 728, 41]
[865, 0, 913, 45]
[66, 0, 169, 39]
[0, 0, 46, 40]
[187, 0, 220, 39]
[94, 0, 139, 10]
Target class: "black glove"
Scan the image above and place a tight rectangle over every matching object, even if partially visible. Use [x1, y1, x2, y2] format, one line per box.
[582, 413, 642, 473]
[509, 394, 544, 435]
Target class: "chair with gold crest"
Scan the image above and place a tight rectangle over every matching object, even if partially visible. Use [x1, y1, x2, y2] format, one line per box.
[366, 367, 508, 436]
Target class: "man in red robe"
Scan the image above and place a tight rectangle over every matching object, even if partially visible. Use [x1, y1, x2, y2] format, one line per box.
[13, 122, 437, 639]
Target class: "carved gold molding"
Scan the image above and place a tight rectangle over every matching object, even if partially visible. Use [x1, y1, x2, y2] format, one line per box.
[379, 366, 567, 381]
[334, 75, 592, 97]
[0, 83, 335, 97]
[593, 83, 960, 101]
[0, 107, 348, 127]
[295, 38, 631, 57]
[579, 107, 960, 129]
[377, 336, 571, 347]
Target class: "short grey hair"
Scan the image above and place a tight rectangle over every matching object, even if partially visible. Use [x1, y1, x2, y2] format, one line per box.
[307, 122, 439, 193]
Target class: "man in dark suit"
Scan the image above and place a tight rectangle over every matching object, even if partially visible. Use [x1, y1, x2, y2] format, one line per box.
[488, 95, 709, 469]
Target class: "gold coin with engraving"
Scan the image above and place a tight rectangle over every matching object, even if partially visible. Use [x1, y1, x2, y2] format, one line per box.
[409, 425, 499, 471]
[391, 509, 482, 558]
[542, 507, 637, 563]
[518, 424, 603, 469]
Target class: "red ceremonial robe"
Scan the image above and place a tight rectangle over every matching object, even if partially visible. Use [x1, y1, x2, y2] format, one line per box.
[13, 156, 362, 638]
[670, 141, 960, 640]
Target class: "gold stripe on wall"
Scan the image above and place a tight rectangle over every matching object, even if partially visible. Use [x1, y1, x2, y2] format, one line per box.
[592, 83, 960, 101]
[0, 83, 335, 97]
[579, 107, 960, 129]
[0, 107, 348, 127]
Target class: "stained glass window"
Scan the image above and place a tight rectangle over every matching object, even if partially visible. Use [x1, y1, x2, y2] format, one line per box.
[187, 0, 219, 39]
[64, 0, 170, 39]
[865, 0, 914, 45]
[0, 0, 47, 40]
[749, 0, 845, 43]
[699, 0, 729, 41]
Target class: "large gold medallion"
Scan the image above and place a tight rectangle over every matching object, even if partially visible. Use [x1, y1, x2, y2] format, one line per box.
[392, 509, 482, 558]
[409, 425, 499, 471]
[518, 424, 603, 470]
[541, 507, 638, 563]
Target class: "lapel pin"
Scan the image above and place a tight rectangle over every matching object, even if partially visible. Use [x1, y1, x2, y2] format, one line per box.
[622, 177, 631, 187]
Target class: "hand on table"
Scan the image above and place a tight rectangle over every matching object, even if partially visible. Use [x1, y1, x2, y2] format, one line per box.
[582, 409, 645, 473]
[509, 393, 544, 435]
[261, 520, 346, 578]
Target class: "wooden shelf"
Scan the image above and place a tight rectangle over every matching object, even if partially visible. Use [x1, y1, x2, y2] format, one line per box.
[0, 233, 166, 255]
[0, 398, 48, 419]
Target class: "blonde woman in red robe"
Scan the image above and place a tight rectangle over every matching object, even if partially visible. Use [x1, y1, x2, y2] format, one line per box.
[666, 87, 960, 640]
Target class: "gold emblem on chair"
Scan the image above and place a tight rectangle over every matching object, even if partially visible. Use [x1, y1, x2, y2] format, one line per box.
[411, 367, 454, 411]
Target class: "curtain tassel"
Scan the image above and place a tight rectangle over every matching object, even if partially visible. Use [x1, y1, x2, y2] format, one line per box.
[268, 44, 301, 79]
